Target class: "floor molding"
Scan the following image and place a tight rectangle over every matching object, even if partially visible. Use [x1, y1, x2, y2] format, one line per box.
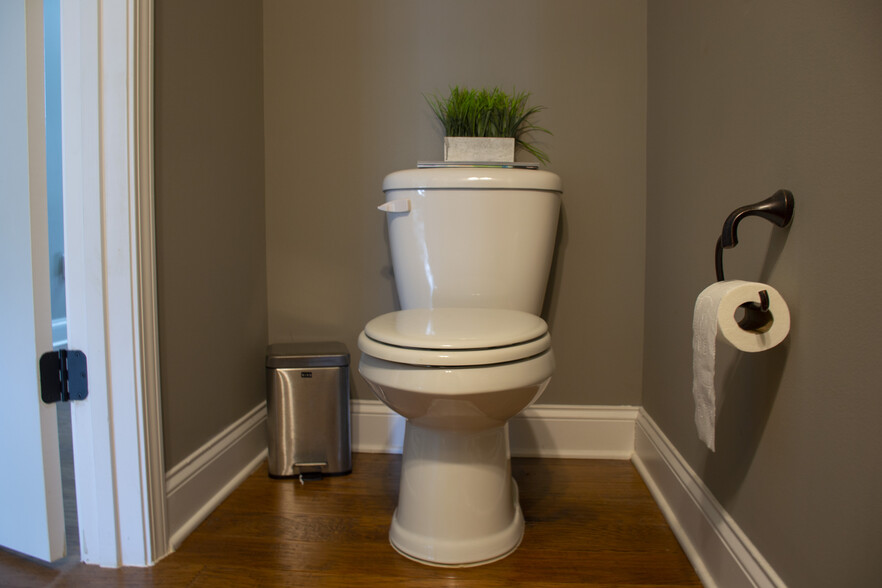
[350, 399, 406, 454]
[511, 404, 638, 459]
[165, 402, 268, 550]
[632, 409, 785, 588]
[351, 399, 638, 459]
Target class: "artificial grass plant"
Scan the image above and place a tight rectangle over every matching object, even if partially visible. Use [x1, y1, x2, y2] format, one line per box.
[425, 86, 552, 165]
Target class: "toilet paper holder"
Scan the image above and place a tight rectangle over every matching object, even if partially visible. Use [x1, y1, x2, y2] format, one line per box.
[714, 190, 795, 330]
[737, 289, 773, 332]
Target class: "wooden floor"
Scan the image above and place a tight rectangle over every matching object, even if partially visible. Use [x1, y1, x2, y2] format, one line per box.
[1, 453, 702, 587]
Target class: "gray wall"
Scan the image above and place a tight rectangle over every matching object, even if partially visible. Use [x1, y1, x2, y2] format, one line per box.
[644, 1, 882, 586]
[154, 0, 268, 469]
[263, 0, 647, 405]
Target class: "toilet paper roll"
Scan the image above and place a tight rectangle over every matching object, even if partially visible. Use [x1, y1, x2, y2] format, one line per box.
[692, 280, 790, 451]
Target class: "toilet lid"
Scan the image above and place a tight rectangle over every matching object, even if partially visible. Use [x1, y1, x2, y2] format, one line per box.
[359, 308, 551, 366]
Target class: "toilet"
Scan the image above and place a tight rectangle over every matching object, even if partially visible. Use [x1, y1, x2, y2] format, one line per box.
[358, 167, 562, 567]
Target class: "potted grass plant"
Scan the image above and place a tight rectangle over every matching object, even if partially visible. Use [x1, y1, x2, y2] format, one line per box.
[425, 86, 551, 165]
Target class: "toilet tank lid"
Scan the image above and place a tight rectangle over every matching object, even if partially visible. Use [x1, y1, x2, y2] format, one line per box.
[382, 168, 562, 192]
[363, 308, 548, 350]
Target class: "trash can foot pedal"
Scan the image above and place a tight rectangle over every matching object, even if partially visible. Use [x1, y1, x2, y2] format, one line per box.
[298, 472, 324, 484]
[295, 462, 326, 483]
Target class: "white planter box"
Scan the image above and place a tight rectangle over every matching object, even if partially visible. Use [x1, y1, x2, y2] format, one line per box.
[444, 137, 515, 162]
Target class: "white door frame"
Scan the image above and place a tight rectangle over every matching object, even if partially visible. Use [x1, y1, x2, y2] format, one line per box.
[61, 0, 166, 566]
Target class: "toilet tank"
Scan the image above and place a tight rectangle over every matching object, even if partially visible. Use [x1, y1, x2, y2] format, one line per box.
[381, 168, 562, 315]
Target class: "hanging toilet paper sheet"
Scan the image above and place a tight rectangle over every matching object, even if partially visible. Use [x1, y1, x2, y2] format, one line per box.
[692, 280, 790, 451]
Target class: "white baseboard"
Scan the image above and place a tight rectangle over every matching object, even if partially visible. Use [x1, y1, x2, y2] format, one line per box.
[165, 402, 268, 550]
[632, 409, 785, 588]
[351, 399, 638, 459]
[350, 399, 406, 453]
[511, 404, 639, 459]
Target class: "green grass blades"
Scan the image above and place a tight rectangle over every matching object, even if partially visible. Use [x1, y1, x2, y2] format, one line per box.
[425, 86, 551, 165]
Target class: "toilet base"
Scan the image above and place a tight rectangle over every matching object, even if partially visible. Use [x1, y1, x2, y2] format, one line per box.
[388, 421, 525, 567]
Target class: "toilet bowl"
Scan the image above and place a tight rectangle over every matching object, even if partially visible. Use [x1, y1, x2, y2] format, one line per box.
[358, 307, 555, 566]
[359, 167, 562, 566]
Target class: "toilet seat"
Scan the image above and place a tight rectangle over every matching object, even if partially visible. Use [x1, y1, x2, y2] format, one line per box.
[358, 308, 551, 367]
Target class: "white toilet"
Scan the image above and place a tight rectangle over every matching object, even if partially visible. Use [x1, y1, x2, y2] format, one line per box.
[358, 167, 562, 567]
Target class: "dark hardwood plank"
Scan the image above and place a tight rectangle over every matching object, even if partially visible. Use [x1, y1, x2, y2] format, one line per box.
[0, 453, 702, 587]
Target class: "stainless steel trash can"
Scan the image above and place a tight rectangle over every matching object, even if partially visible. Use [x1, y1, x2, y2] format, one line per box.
[266, 342, 351, 478]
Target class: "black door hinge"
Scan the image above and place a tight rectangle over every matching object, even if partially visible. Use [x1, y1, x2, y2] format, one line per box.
[40, 349, 88, 404]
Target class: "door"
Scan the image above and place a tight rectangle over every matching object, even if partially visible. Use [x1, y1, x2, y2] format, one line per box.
[0, 0, 67, 562]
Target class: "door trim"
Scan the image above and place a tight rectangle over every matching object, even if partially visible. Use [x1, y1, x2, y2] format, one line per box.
[61, 0, 166, 566]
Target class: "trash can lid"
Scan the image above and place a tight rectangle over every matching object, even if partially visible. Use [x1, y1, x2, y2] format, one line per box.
[266, 342, 349, 368]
